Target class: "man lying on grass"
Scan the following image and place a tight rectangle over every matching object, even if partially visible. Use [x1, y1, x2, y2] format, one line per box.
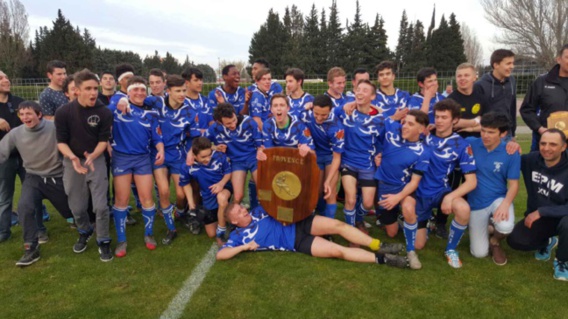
[216, 203, 409, 268]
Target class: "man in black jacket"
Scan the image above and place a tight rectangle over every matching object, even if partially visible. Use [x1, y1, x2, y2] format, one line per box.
[520, 44, 568, 150]
[507, 129, 568, 281]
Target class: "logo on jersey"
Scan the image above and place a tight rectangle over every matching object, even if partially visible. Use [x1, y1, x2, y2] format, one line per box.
[335, 129, 345, 140]
[466, 145, 473, 156]
[87, 115, 100, 127]
[532, 171, 564, 195]
[493, 161, 503, 172]
[156, 126, 162, 136]
[472, 103, 481, 115]
[303, 128, 311, 137]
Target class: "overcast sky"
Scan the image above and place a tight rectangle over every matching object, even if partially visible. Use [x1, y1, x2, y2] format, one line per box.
[21, 0, 498, 70]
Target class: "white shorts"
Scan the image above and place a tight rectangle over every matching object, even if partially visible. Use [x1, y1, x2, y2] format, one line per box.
[469, 197, 515, 258]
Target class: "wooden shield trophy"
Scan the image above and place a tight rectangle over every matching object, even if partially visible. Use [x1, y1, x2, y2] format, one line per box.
[257, 147, 320, 225]
[547, 111, 568, 137]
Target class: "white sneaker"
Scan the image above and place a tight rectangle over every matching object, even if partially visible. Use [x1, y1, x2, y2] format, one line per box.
[407, 250, 422, 270]
[445, 249, 462, 269]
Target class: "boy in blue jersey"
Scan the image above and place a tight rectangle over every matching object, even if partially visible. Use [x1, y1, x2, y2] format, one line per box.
[346, 68, 370, 102]
[217, 203, 408, 269]
[144, 75, 201, 245]
[180, 137, 232, 246]
[257, 94, 314, 160]
[248, 58, 283, 97]
[334, 80, 385, 232]
[108, 76, 165, 258]
[375, 111, 429, 256]
[206, 103, 262, 211]
[285, 68, 314, 118]
[325, 67, 348, 109]
[182, 67, 212, 132]
[374, 61, 411, 117]
[250, 68, 272, 129]
[467, 113, 519, 265]
[406, 99, 477, 268]
[299, 95, 344, 220]
[408, 67, 445, 124]
[208, 65, 247, 115]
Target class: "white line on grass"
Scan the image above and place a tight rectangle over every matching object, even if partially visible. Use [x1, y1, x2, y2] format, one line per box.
[160, 243, 218, 319]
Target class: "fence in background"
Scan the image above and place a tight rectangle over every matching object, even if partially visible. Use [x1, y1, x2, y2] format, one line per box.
[9, 68, 548, 101]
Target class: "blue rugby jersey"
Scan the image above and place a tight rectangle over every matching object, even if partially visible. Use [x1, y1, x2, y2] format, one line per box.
[207, 86, 246, 114]
[144, 96, 200, 151]
[262, 116, 314, 149]
[374, 119, 428, 187]
[179, 150, 232, 210]
[415, 132, 477, 197]
[108, 102, 162, 155]
[288, 92, 314, 118]
[109, 91, 127, 106]
[250, 89, 271, 121]
[334, 107, 386, 170]
[324, 91, 348, 109]
[247, 81, 283, 97]
[221, 206, 296, 252]
[373, 88, 411, 117]
[407, 92, 445, 124]
[299, 110, 344, 159]
[185, 94, 213, 129]
[206, 115, 262, 163]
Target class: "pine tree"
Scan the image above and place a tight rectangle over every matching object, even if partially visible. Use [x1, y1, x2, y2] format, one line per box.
[281, 5, 303, 74]
[144, 51, 162, 71]
[162, 52, 181, 74]
[300, 4, 319, 74]
[427, 14, 465, 71]
[248, 9, 288, 75]
[366, 14, 391, 71]
[327, 0, 344, 68]
[394, 10, 409, 72]
[342, 0, 367, 72]
[317, 7, 329, 74]
[405, 20, 427, 73]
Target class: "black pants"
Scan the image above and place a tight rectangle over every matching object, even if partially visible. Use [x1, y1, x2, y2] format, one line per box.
[507, 215, 568, 262]
[18, 174, 73, 244]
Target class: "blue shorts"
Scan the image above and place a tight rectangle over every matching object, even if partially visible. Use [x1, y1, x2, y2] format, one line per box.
[415, 190, 450, 222]
[112, 151, 153, 176]
[232, 160, 257, 173]
[316, 154, 333, 170]
[340, 164, 375, 187]
[153, 147, 185, 174]
[376, 181, 404, 210]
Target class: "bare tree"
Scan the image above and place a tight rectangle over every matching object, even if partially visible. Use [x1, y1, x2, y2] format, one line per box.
[461, 22, 483, 67]
[481, 0, 568, 68]
[0, 0, 30, 77]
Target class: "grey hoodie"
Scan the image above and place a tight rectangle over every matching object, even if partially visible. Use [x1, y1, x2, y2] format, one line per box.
[0, 119, 63, 177]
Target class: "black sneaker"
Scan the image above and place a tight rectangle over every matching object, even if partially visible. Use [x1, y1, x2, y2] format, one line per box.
[162, 230, 178, 245]
[384, 253, 409, 269]
[435, 224, 448, 239]
[16, 248, 40, 267]
[378, 242, 404, 255]
[98, 240, 113, 262]
[73, 231, 92, 253]
[178, 213, 191, 230]
[126, 214, 137, 225]
[38, 230, 49, 244]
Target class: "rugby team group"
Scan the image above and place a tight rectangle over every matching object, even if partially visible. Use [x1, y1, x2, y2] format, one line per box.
[0, 45, 567, 281]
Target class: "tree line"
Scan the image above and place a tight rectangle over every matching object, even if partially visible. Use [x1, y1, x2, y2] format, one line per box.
[0, 4, 216, 80]
[248, 1, 468, 76]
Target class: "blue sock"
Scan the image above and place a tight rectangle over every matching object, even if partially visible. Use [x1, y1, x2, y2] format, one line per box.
[131, 183, 142, 209]
[142, 206, 156, 236]
[316, 197, 326, 214]
[249, 180, 258, 209]
[446, 220, 468, 251]
[344, 208, 356, 226]
[403, 221, 417, 252]
[356, 203, 367, 222]
[113, 206, 127, 243]
[162, 204, 176, 231]
[325, 203, 337, 219]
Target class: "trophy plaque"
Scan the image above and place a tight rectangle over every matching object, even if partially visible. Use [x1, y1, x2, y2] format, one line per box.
[257, 147, 321, 225]
[547, 111, 568, 137]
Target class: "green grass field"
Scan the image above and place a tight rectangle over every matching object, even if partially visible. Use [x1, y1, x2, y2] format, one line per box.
[2, 133, 568, 319]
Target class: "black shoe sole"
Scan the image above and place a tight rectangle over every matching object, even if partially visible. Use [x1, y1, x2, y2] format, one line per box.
[16, 256, 40, 267]
[98, 248, 114, 262]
